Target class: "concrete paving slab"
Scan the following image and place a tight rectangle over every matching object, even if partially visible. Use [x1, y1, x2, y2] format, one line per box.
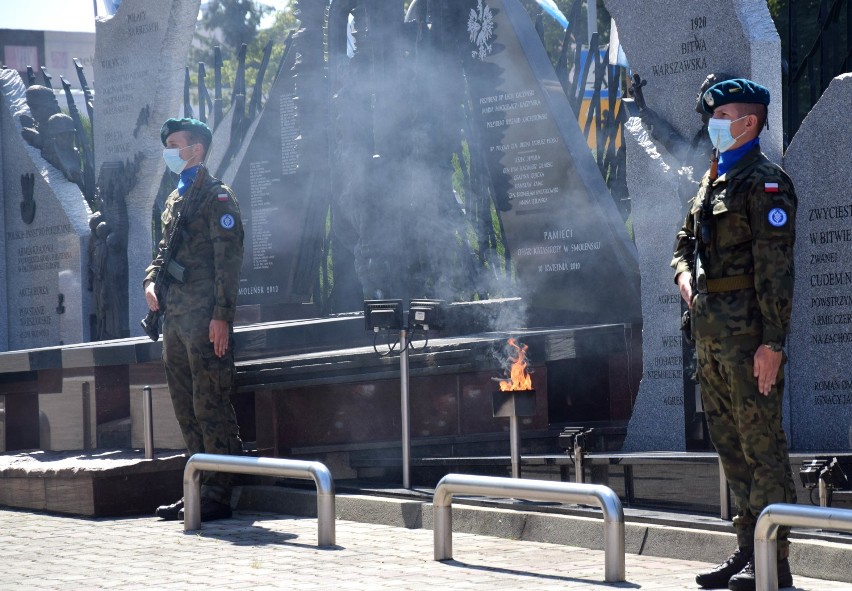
[1, 507, 849, 590]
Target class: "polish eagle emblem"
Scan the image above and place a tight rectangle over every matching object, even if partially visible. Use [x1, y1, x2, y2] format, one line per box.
[468, 0, 495, 61]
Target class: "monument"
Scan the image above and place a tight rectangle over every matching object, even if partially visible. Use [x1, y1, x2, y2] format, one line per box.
[0, 68, 92, 350]
[92, 0, 202, 338]
[784, 73, 852, 451]
[618, 116, 688, 451]
[604, 0, 783, 163]
[218, 6, 330, 320]
[461, 0, 642, 327]
[606, 0, 784, 450]
[201, 0, 642, 327]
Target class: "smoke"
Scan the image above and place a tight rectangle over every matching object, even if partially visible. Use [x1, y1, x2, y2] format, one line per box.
[328, 1, 526, 322]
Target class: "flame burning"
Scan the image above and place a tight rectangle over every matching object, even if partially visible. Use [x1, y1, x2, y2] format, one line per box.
[498, 338, 532, 391]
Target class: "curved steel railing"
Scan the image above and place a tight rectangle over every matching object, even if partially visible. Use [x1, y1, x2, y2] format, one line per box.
[183, 453, 335, 546]
[755, 503, 852, 590]
[432, 473, 625, 582]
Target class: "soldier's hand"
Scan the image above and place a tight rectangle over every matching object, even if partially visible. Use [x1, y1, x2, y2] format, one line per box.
[753, 346, 782, 396]
[677, 272, 694, 309]
[209, 319, 229, 358]
[144, 282, 159, 312]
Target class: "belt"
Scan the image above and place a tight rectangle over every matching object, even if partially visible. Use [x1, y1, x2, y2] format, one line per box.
[705, 274, 754, 293]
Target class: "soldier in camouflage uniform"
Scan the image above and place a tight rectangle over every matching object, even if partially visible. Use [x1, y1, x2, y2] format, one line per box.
[144, 118, 244, 522]
[671, 80, 797, 591]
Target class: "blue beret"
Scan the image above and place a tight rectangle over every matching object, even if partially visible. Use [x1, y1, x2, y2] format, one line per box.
[701, 78, 770, 114]
[160, 117, 212, 146]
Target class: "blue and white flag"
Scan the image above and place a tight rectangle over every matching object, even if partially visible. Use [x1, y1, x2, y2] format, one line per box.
[533, 0, 569, 30]
[94, 0, 122, 18]
[608, 18, 629, 67]
[347, 13, 357, 58]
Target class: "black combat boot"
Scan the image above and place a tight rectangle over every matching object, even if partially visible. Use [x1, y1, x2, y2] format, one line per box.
[177, 497, 232, 522]
[154, 497, 184, 521]
[695, 547, 752, 589]
[727, 556, 793, 591]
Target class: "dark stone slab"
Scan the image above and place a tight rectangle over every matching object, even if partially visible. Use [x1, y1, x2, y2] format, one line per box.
[464, 0, 641, 327]
[223, 33, 319, 313]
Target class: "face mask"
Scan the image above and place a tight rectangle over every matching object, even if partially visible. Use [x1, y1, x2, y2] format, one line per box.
[707, 115, 748, 152]
[162, 144, 196, 174]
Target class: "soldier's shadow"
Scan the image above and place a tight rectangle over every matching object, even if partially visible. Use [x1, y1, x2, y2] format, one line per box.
[185, 516, 342, 550]
[441, 560, 641, 588]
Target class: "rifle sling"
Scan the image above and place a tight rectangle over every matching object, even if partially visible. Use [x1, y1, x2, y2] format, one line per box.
[161, 172, 221, 284]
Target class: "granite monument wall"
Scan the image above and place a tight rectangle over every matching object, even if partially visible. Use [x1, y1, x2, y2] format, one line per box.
[93, 0, 201, 338]
[607, 0, 784, 450]
[0, 68, 91, 350]
[784, 73, 852, 451]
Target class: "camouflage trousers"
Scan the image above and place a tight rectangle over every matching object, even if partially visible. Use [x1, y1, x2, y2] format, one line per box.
[695, 334, 797, 558]
[163, 313, 242, 505]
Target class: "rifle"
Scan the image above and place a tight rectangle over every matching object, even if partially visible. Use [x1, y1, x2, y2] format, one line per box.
[140, 166, 208, 341]
[682, 147, 719, 344]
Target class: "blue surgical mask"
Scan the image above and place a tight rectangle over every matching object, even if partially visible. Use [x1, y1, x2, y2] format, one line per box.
[162, 144, 196, 174]
[707, 116, 748, 152]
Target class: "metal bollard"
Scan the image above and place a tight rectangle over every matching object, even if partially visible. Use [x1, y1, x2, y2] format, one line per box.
[755, 503, 852, 590]
[183, 454, 336, 546]
[400, 328, 411, 489]
[433, 473, 625, 582]
[574, 436, 585, 483]
[818, 478, 830, 507]
[82, 381, 92, 450]
[142, 386, 154, 460]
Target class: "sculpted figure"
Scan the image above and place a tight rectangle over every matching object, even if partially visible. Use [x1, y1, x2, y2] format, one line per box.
[44, 113, 84, 186]
[20, 85, 61, 150]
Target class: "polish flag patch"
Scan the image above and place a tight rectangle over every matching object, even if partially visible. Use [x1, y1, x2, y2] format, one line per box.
[217, 192, 230, 201]
[764, 182, 779, 193]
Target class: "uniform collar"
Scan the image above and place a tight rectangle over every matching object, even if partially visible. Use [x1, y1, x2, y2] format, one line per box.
[177, 165, 201, 196]
[717, 138, 760, 175]
[713, 144, 763, 185]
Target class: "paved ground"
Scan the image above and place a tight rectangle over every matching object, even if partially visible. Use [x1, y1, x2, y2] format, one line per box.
[1, 507, 848, 591]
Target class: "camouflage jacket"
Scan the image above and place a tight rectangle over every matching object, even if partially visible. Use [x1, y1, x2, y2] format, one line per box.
[671, 145, 797, 347]
[144, 170, 244, 322]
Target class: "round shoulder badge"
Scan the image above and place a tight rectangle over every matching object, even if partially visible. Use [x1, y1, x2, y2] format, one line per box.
[220, 213, 235, 230]
[768, 207, 788, 228]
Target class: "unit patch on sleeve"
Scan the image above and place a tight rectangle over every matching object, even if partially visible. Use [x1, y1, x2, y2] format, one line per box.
[768, 208, 788, 227]
[220, 213, 236, 229]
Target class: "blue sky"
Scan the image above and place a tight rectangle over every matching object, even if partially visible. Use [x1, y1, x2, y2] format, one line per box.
[0, 0, 292, 34]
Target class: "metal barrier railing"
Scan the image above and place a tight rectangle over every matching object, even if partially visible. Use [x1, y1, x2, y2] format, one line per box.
[183, 453, 336, 546]
[755, 503, 852, 590]
[142, 386, 153, 460]
[432, 473, 625, 582]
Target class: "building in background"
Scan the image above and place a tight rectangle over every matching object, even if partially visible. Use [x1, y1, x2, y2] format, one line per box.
[0, 0, 96, 87]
